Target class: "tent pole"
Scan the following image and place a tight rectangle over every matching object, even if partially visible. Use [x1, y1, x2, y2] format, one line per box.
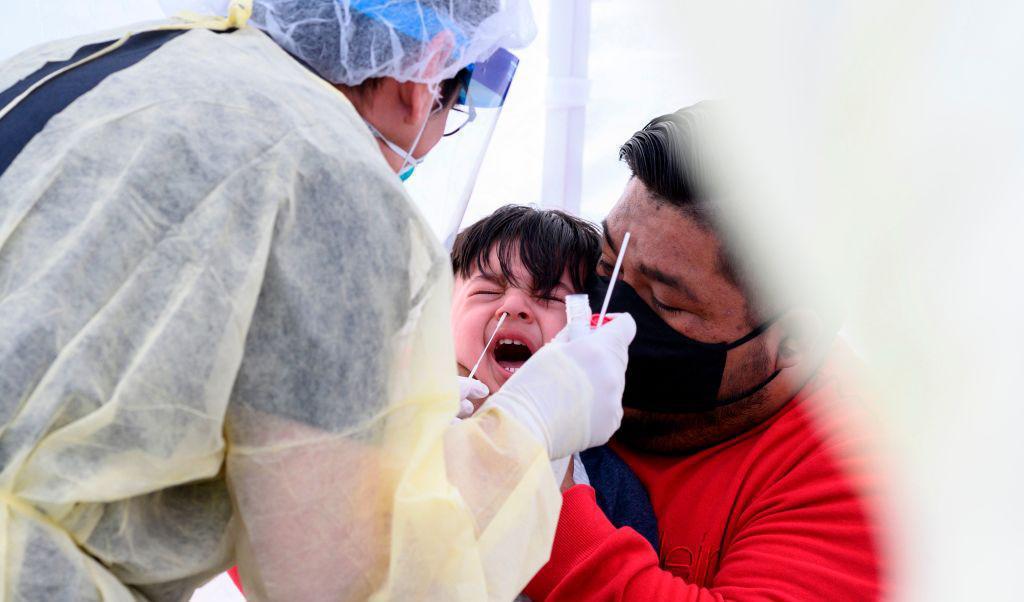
[540, 0, 591, 215]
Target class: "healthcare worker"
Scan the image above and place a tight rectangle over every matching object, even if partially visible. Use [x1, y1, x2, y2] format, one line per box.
[0, 1, 636, 600]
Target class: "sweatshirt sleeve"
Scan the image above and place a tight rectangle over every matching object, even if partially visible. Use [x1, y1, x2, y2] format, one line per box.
[525, 445, 880, 602]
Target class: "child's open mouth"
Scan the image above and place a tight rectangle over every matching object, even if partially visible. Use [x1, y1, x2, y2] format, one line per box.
[492, 338, 534, 375]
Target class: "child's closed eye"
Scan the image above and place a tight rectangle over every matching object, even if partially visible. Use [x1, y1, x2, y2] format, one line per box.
[536, 294, 565, 305]
[472, 289, 503, 297]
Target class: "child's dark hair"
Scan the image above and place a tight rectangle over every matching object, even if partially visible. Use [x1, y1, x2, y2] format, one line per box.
[451, 205, 601, 297]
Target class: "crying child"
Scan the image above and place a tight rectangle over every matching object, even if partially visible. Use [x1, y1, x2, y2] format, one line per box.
[449, 204, 602, 407]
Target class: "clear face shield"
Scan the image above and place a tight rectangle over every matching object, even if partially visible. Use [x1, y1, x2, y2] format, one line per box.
[405, 48, 519, 249]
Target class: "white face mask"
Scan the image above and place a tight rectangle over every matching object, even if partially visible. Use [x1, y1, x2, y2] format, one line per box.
[364, 119, 426, 180]
[364, 93, 441, 182]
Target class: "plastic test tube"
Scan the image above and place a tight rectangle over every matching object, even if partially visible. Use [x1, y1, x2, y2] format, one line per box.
[554, 294, 594, 484]
[564, 294, 593, 341]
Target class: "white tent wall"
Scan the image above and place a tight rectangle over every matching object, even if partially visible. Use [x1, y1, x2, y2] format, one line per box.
[465, 0, 714, 226]
[0, 1, 164, 59]
[539, 0, 590, 216]
[579, 1, 713, 222]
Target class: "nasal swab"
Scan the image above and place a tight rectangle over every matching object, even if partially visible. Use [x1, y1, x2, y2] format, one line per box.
[596, 231, 631, 328]
[468, 312, 508, 380]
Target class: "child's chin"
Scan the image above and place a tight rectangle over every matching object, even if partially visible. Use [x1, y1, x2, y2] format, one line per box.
[483, 368, 509, 391]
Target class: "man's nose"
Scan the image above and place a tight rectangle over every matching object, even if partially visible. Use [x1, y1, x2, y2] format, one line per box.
[497, 290, 534, 323]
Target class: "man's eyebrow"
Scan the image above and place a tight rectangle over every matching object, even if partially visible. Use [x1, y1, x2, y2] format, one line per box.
[638, 263, 701, 304]
[601, 220, 619, 255]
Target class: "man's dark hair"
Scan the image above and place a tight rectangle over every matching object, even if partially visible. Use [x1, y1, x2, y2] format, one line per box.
[619, 102, 753, 294]
[451, 205, 601, 297]
[619, 103, 842, 334]
[618, 102, 719, 226]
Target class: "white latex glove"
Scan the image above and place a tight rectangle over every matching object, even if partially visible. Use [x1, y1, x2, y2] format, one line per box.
[481, 313, 636, 460]
[456, 376, 490, 419]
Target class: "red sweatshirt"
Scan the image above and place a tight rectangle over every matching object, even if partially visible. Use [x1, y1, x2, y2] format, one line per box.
[525, 345, 883, 601]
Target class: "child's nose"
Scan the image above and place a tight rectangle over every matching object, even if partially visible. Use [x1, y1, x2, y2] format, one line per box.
[497, 290, 534, 323]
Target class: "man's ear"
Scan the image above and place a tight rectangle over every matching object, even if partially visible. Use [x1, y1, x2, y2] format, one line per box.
[774, 308, 822, 370]
[396, 31, 455, 125]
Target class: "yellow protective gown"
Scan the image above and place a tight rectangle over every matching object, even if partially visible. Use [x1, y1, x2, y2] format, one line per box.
[0, 19, 559, 602]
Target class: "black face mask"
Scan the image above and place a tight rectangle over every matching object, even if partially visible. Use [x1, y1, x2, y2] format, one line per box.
[586, 276, 780, 414]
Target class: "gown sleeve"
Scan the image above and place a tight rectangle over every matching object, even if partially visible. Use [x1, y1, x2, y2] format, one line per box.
[224, 130, 559, 601]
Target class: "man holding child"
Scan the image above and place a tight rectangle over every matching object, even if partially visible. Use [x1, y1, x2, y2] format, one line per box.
[522, 103, 883, 601]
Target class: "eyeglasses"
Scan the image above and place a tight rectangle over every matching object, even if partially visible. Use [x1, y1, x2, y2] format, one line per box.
[443, 104, 476, 137]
